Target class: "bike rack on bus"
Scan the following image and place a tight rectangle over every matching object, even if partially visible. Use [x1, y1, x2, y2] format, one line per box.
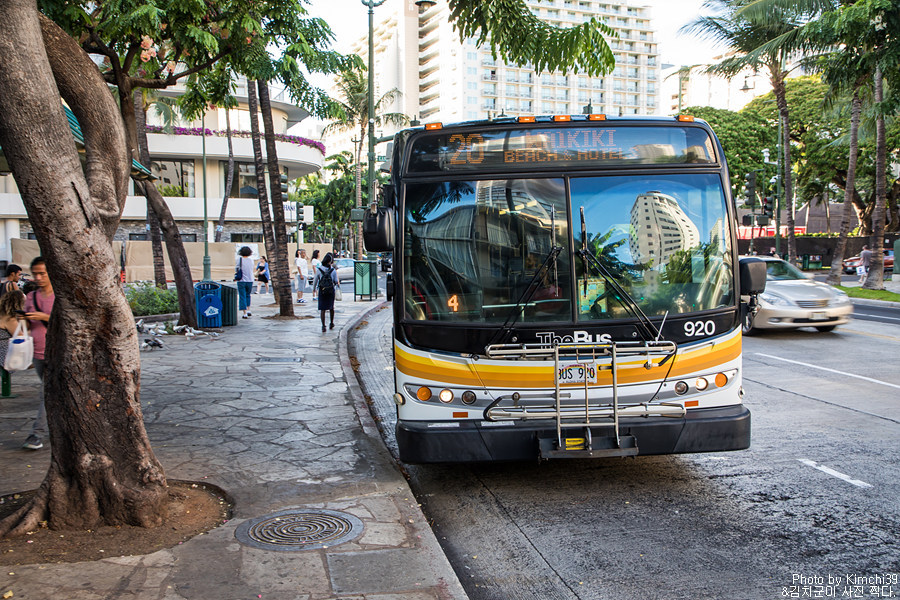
[484, 340, 682, 458]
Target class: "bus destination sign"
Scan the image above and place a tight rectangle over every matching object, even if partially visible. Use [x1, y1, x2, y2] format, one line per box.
[406, 125, 715, 174]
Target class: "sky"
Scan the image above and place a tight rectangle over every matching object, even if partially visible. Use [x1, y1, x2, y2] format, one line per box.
[306, 0, 724, 68]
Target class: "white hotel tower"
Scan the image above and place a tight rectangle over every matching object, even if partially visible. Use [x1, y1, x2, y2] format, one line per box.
[345, 0, 661, 139]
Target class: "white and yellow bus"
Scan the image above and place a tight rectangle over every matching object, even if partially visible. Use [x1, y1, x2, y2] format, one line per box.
[365, 114, 766, 462]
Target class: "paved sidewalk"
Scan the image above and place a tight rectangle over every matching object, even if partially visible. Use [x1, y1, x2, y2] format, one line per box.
[0, 292, 466, 600]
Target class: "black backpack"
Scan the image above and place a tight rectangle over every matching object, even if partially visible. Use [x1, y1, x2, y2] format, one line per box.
[318, 267, 335, 292]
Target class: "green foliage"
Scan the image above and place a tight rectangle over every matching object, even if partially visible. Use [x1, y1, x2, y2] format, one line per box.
[125, 281, 179, 316]
[683, 106, 777, 200]
[835, 284, 900, 302]
[448, 0, 617, 76]
[156, 183, 187, 197]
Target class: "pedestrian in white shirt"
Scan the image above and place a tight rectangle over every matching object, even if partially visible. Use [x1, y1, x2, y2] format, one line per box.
[295, 248, 310, 303]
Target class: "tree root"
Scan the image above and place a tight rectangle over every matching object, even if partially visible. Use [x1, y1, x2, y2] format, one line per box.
[0, 481, 49, 537]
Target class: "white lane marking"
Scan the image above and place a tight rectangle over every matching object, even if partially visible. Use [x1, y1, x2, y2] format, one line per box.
[755, 353, 900, 390]
[798, 459, 873, 489]
[853, 313, 900, 322]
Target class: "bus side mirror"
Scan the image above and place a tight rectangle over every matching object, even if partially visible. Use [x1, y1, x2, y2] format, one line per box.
[363, 206, 395, 252]
[739, 257, 767, 295]
[381, 184, 395, 208]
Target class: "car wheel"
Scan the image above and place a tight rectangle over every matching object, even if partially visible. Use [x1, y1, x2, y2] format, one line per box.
[815, 325, 837, 332]
[741, 312, 757, 336]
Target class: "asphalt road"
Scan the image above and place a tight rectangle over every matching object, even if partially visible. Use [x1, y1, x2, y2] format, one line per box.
[349, 307, 900, 600]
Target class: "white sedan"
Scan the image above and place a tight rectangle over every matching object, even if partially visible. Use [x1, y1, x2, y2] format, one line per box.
[743, 257, 853, 334]
[334, 258, 356, 283]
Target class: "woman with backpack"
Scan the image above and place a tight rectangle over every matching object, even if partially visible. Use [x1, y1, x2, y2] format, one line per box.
[312, 252, 340, 332]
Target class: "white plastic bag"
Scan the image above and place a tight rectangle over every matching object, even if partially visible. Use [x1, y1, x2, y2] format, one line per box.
[4, 320, 33, 372]
[335, 288, 343, 301]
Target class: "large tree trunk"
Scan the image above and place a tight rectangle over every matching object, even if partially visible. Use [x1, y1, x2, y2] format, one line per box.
[772, 76, 797, 264]
[827, 91, 861, 286]
[258, 81, 294, 316]
[215, 108, 235, 243]
[132, 95, 168, 287]
[0, 4, 166, 536]
[247, 82, 278, 295]
[863, 65, 887, 291]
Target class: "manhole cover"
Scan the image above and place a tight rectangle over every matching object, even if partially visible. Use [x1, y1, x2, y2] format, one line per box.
[234, 509, 364, 551]
[255, 357, 304, 363]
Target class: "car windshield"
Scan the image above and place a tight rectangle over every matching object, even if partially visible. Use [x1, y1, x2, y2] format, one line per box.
[335, 259, 354, 268]
[766, 260, 806, 280]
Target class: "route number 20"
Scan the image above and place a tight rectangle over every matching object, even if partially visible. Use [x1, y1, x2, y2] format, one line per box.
[683, 320, 715, 337]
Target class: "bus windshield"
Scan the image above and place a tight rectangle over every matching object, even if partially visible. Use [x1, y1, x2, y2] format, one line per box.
[402, 172, 733, 323]
[573, 173, 733, 320]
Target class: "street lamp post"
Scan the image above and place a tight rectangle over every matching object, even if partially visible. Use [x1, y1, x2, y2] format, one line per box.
[361, 0, 387, 260]
[201, 113, 211, 280]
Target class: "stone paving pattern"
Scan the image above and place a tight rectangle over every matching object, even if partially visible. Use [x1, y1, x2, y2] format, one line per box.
[0, 292, 466, 600]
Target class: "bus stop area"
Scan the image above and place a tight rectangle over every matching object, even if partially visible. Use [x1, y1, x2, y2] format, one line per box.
[0, 296, 466, 600]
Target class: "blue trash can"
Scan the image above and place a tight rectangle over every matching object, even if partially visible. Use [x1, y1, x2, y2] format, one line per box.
[195, 282, 223, 328]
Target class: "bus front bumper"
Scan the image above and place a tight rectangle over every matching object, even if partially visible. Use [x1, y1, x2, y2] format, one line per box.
[396, 405, 750, 463]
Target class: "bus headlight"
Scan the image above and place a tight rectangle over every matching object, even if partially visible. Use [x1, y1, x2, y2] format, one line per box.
[674, 381, 689, 395]
[439, 389, 454, 403]
[461, 391, 477, 405]
[695, 377, 709, 391]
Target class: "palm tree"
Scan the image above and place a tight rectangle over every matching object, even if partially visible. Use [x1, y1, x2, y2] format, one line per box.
[322, 67, 408, 258]
[257, 80, 294, 316]
[682, 0, 806, 264]
[215, 106, 236, 243]
[246, 80, 280, 302]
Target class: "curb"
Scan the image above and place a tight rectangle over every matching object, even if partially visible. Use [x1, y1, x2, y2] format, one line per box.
[850, 297, 900, 308]
[339, 300, 390, 440]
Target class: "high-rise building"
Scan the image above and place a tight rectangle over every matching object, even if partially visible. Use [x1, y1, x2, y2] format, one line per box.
[342, 0, 661, 146]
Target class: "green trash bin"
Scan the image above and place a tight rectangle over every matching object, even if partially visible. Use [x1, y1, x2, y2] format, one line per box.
[354, 260, 377, 301]
[801, 254, 810, 270]
[220, 283, 238, 326]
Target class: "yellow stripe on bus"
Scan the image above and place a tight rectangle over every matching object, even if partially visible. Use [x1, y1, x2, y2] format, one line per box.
[395, 330, 741, 388]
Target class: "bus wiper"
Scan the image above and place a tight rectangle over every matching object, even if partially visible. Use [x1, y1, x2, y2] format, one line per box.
[486, 245, 563, 349]
[578, 207, 660, 341]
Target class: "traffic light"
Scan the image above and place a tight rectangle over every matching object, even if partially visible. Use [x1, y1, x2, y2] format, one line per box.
[762, 196, 774, 218]
[744, 171, 757, 206]
[279, 173, 289, 195]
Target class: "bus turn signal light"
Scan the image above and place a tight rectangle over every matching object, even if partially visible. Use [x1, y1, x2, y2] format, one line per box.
[715, 372, 729, 388]
[417, 387, 432, 401]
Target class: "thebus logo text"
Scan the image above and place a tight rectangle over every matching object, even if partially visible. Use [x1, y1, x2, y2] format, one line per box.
[534, 331, 613, 345]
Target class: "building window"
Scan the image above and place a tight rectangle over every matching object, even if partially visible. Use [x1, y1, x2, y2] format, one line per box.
[222, 162, 259, 199]
[180, 233, 198, 242]
[231, 233, 264, 243]
[151, 160, 195, 197]
[129, 233, 149, 241]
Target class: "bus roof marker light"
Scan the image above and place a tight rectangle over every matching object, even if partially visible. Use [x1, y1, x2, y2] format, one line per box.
[677, 115, 695, 122]
[587, 114, 607, 121]
[425, 122, 443, 130]
[552, 115, 572, 122]
[518, 116, 536, 123]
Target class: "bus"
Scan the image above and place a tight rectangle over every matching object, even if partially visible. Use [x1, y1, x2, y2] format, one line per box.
[364, 114, 766, 463]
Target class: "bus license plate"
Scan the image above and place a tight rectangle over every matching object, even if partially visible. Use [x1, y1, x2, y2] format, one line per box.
[558, 362, 597, 384]
[810, 312, 828, 321]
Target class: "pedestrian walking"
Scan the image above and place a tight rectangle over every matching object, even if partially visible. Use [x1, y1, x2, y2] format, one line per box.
[2, 264, 22, 296]
[312, 252, 340, 332]
[0, 289, 26, 369]
[310, 249, 322, 301]
[255, 256, 271, 294]
[22, 256, 54, 450]
[237, 246, 255, 319]
[295, 249, 310, 303]
[858, 245, 872, 284]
